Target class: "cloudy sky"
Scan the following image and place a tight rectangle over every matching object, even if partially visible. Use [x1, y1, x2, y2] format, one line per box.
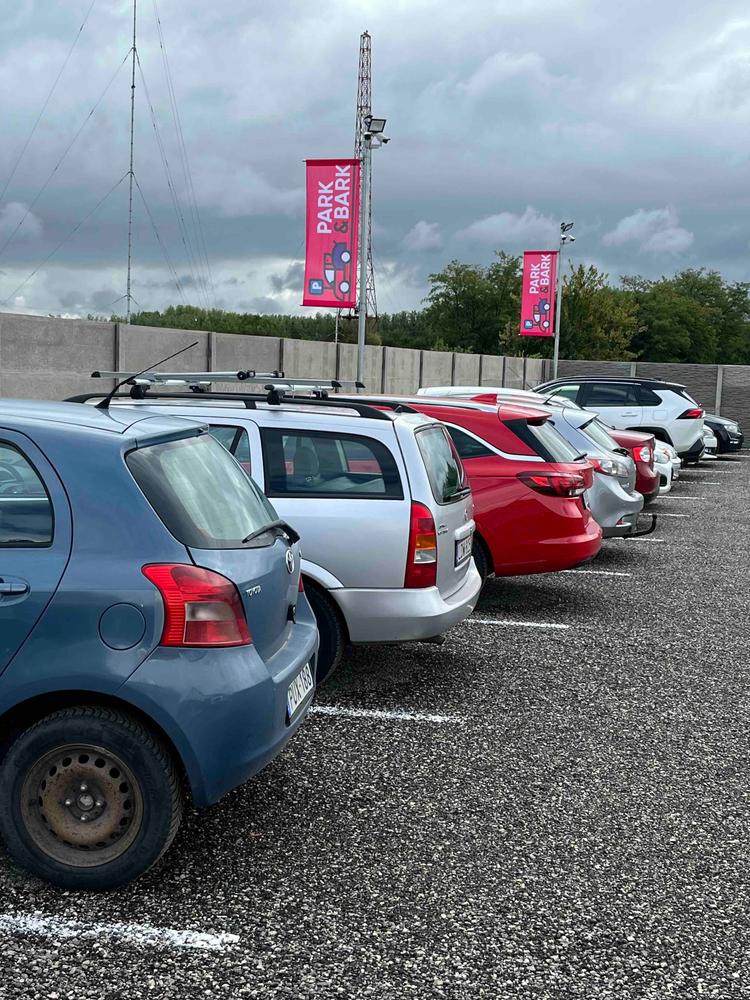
[1, 0, 749, 318]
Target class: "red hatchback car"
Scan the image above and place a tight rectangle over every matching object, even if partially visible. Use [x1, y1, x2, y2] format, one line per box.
[356, 396, 603, 580]
[607, 427, 659, 503]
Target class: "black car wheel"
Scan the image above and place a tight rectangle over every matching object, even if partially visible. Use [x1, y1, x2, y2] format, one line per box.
[0, 706, 182, 890]
[304, 582, 345, 685]
[472, 537, 491, 587]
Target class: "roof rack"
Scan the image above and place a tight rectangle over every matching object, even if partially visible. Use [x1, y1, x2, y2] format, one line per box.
[90, 369, 364, 400]
[66, 389, 392, 421]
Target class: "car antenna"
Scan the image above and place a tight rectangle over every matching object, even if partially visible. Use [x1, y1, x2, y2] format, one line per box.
[94, 341, 200, 409]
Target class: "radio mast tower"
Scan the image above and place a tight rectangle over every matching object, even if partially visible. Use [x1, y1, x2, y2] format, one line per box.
[354, 31, 377, 319]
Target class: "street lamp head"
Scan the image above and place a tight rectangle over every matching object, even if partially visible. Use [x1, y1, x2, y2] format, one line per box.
[561, 221, 575, 233]
[365, 116, 387, 134]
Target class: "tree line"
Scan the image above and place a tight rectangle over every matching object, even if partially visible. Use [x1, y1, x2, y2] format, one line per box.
[125, 252, 750, 365]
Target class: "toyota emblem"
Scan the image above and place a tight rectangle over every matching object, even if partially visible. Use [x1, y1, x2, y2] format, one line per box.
[285, 548, 295, 574]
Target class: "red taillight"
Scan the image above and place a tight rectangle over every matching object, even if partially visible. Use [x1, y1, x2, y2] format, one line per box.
[517, 470, 588, 497]
[143, 564, 251, 647]
[405, 501, 437, 588]
[633, 445, 652, 465]
[678, 408, 703, 419]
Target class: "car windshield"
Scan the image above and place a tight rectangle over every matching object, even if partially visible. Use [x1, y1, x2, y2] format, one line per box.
[582, 418, 620, 453]
[505, 418, 581, 463]
[127, 433, 278, 549]
[416, 425, 468, 504]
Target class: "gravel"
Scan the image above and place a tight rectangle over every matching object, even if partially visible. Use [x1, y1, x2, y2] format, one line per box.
[0, 456, 747, 999]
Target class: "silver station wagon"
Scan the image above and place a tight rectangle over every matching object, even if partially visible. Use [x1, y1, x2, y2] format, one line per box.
[83, 374, 482, 681]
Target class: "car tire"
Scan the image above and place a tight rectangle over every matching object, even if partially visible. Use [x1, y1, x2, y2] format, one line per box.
[472, 537, 491, 587]
[0, 705, 183, 891]
[304, 582, 345, 685]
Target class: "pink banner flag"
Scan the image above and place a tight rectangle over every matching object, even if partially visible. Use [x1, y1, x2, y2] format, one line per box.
[520, 250, 557, 337]
[302, 159, 361, 309]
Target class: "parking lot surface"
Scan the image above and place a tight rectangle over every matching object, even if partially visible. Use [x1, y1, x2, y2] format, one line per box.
[0, 455, 748, 999]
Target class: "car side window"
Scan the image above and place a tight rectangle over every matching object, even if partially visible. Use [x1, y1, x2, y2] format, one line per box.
[550, 384, 580, 402]
[261, 429, 404, 499]
[446, 426, 494, 459]
[0, 443, 53, 546]
[583, 383, 639, 407]
[209, 425, 252, 474]
[637, 387, 663, 406]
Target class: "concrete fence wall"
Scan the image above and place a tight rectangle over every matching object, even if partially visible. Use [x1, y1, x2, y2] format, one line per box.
[0, 311, 747, 429]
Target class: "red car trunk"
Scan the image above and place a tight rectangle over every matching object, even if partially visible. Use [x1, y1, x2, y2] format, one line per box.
[607, 427, 659, 503]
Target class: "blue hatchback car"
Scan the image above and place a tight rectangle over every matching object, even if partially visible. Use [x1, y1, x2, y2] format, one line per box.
[0, 401, 318, 889]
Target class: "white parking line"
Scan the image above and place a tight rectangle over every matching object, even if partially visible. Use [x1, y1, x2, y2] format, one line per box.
[561, 569, 632, 577]
[657, 496, 706, 501]
[695, 481, 722, 485]
[620, 537, 665, 542]
[656, 512, 689, 518]
[309, 705, 462, 724]
[0, 913, 239, 952]
[467, 618, 570, 630]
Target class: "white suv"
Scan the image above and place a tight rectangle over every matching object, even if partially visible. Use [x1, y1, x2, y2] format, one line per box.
[102, 388, 481, 682]
[534, 377, 705, 462]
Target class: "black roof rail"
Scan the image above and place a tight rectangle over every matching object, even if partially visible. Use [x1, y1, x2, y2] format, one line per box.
[333, 395, 421, 414]
[65, 390, 393, 421]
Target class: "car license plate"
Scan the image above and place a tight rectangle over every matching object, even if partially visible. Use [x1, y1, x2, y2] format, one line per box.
[287, 662, 314, 721]
[455, 534, 473, 567]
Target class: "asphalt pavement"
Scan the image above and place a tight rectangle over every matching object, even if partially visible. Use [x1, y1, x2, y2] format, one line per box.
[0, 454, 748, 999]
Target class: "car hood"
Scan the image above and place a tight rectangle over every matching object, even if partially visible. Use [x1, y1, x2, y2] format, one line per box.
[705, 413, 739, 428]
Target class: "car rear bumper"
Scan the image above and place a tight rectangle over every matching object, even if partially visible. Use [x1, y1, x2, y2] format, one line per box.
[334, 562, 482, 643]
[677, 436, 705, 461]
[121, 607, 319, 808]
[493, 520, 602, 576]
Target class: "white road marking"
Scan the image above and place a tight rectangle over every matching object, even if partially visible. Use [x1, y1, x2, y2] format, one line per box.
[656, 512, 689, 518]
[657, 495, 706, 501]
[0, 913, 239, 952]
[694, 481, 722, 485]
[618, 537, 665, 542]
[467, 618, 570, 630]
[309, 705, 462, 724]
[561, 569, 632, 577]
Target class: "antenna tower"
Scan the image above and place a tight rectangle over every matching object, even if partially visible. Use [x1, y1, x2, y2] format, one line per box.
[125, 0, 137, 324]
[354, 30, 377, 319]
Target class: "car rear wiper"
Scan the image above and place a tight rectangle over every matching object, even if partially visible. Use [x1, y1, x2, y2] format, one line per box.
[242, 519, 300, 545]
[574, 452, 587, 462]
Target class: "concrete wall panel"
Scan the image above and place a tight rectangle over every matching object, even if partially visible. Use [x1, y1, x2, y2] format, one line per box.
[420, 350, 452, 389]
[480, 355, 504, 387]
[337, 343, 384, 392]
[453, 353, 481, 386]
[120, 324, 209, 372]
[281, 339, 337, 382]
[504, 355, 525, 388]
[213, 333, 281, 374]
[383, 347, 421, 395]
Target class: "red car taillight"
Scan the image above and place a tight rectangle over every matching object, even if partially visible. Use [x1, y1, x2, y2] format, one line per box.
[517, 470, 588, 497]
[633, 445, 652, 465]
[404, 502, 438, 588]
[678, 408, 703, 419]
[143, 564, 252, 647]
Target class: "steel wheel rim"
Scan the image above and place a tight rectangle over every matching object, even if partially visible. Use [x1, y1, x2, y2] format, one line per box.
[20, 743, 144, 868]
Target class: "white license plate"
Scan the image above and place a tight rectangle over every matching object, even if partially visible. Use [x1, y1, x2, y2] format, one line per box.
[455, 534, 473, 567]
[287, 662, 314, 721]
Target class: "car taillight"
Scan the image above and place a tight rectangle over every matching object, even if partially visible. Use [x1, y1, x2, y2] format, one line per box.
[633, 446, 652, 464]
[588, 456, 627, 478]
[143, 564, 251, 647]
[517, 470, 588, 497]
[405, 502, 437, 588]
[678, 408, 703, 419]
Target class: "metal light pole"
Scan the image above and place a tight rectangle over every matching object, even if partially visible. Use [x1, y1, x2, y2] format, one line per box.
[356, 136, 371, 384]
[552, 221, 575, 378]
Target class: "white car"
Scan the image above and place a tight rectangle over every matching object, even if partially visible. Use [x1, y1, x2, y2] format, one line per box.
[702, 425, 718, 459]
[654, 440, 681, 494]
[417, 385, 579, 410]
[534, 377, 706, 463]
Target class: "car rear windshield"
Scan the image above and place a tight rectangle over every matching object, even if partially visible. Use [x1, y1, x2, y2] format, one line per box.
[581, 418, 620, 453]
[416, 425, 469, 504]
[504, 418, 581, 463]
[127, 433, 278, 549]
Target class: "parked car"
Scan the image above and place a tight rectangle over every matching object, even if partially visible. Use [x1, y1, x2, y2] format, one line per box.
[346, 395, 602, 579]
[533, 376, 706, 463]
[653, 440, 680, 494]
[704, 413, 744, 453]
[86, 388, 482, 682]
[0, 401, 318, 890]
[605, 427, 659, 503]
[702, 425, 718, 459]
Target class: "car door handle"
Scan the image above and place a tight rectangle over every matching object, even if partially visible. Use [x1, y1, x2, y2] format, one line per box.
[621, 410, 639, 416]
[0, 580, 29, 596]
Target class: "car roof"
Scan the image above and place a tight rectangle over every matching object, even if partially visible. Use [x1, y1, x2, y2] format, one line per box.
[105, 396, 437, 432]
[0, 399, 201, 441]
[338, 392, 556, 423]
[537, 376, 686, 391]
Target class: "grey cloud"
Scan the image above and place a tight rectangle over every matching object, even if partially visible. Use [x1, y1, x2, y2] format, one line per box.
[269, 261, 304, 293]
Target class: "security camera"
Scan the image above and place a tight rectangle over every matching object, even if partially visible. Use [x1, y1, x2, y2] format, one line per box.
[568, 235, 576, 242]
[382, 136, 391, 144]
